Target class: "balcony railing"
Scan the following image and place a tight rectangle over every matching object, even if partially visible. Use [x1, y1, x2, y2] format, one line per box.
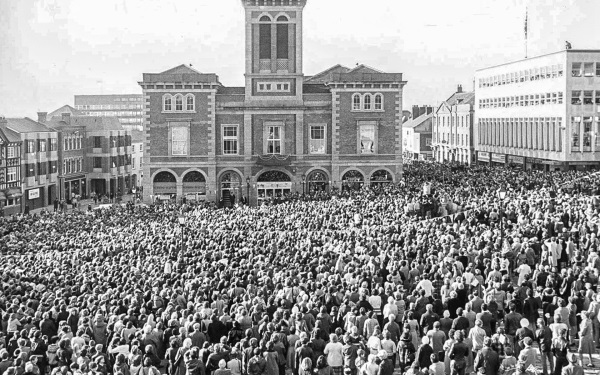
[276, 59, 289, 72]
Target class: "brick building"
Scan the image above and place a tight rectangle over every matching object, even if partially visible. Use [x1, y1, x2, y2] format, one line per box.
[140, 0, 406, 205]
[3, 118, 59, 211]
[0, 120, 23, 216]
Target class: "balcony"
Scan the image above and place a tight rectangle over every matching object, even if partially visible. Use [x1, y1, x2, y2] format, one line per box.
[276, 59, 289, 72]
[259, 59, 271, 72]
[254, 154, 292, 166]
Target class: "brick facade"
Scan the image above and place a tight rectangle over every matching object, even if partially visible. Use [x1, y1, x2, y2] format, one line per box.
[140, 0, 406, 205]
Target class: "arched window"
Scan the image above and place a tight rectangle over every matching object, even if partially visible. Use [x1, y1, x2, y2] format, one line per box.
[175, 95, 183, 111]
[186, 94, 195, 111]
[259, 15, 272, 22]
[163, 95, 172, 111]
[63, 160, 67, 174]
[374, 93, 383, 110]
[363, 94, 372, 110]
[277, 15, 289, 22]
[64, 137, 69, 151]
[352, 94, 361, 111]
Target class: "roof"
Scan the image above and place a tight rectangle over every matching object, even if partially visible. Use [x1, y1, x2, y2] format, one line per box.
[0, 126, 22, 144]
[445, 91, 475, 106]
[347, 64, 384, 74]
[403, 113, 433, 129]
[47, 105, 83, 120]
[5, 118, 55, 133]
[305, 64, 351, 83]
[217, 87, 245, 95]
[160, 64, 203, 75]
[476, 49, 600, 72]
[302, 84, 331, 94]
[71, 116, 124, 131]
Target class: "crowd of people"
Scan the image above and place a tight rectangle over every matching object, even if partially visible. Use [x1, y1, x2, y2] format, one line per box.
[1, 161, 600, 375]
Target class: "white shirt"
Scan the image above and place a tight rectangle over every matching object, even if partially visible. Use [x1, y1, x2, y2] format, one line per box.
[416, 279, 434, 297]
[324, 342, 344, 367]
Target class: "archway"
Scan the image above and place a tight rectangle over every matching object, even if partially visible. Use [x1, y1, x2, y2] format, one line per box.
[219, 171, 242, 208]
[306, 170, 329, 194]
[341, 170, 364, 191]
[257, 170, 292, 205]
[370, 169, 394, 187]
[182, 171, 207, 201]
[153, 171, 177, 202]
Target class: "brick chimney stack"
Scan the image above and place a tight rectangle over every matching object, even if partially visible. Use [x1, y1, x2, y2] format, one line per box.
[37, 112, 48, 123]
[457, 84, 463, 93]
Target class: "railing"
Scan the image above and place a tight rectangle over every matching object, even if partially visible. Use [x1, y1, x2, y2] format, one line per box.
[276, 59, 289, 72]
[259, 59, 271, 72]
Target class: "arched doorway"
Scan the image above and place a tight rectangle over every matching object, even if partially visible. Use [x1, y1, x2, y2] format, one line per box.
[153, 171, 177, 202]
[257, 170, 291, 205]
[183, 171, 206, 201]
[220, 171, 242, 208]
[370, 169, 394, 187]
[306, 170, 329, 194]
[341, 170, 364, 191]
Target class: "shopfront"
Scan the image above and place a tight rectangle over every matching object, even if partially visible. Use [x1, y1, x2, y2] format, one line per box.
[25, 187, 44, 212]
[341, 170, 364, 191]
[507, 155, 525, 169]
[306, 170, 329, 194]
[64, 175, 86, 201]
[152, 171, 177, 202]
[477, 151, 490, 164]
[183, 171, 206, 202]
[370, 169, 394, 187]
[491, 153, 506, 165]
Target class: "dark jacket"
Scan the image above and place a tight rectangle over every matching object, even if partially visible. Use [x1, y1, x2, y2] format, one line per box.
[474, 347, 500, 375]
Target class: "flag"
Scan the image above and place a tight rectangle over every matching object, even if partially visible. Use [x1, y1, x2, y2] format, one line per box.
[524, 8, 528, 39]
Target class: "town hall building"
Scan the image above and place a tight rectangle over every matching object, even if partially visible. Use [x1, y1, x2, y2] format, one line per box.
[140, 0, 406, 205]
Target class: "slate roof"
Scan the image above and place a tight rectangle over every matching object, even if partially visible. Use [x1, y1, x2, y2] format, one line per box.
[445, 91, 475, 106]
[402, 113, 433, 129]
[5, 118, 55, 133]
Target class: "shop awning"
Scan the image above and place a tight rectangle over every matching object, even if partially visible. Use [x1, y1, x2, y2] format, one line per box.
[7, 188, 23, 198]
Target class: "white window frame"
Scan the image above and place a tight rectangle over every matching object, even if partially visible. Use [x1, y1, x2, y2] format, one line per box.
[175, 94, 183, 111]
[309, 124, 326, 154]
[163, 94, 172, 112]
[357, 121, 378, 154]
[6, 167, 17, 182]
[374, 93, 384, 110]
[7, 146, 15, 158]
[265, 123, 284, 155]
[170, 124, 190, 156]
[185, 94, 195, 111]
[222, 124, 239, 155]
[257, 82, 290, 93]
[363, 94, 372, 110]
[352, 93, 361, 111]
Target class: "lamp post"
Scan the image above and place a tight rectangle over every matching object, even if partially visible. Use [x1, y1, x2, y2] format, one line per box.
[497, 187, 507, 252]
[301, 174, 306, 195]
[246, 176, 250, 206]
[178, 215, 185, 253]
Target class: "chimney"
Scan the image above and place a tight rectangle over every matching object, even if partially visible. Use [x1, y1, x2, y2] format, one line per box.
[0, 116, 6, 126]
[61, 113, 71, 125]
[412, 105, 420, 120]
[457, 84, 463, 93]
[37, 112, 47, 123]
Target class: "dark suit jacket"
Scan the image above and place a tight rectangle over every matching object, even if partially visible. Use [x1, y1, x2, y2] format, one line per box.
[561, 364, 584, 375]
[474, 347, 500, 375]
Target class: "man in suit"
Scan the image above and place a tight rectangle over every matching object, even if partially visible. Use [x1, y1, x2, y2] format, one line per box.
[476, 303, 496, 337]
[561, 353, 584, 375]
[474, 337, 500, 375]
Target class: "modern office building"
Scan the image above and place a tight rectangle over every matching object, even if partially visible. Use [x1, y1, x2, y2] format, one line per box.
[74, 94, 144, 131]
[475, 49, 600, 170]
[3, 118, 59, 211]
[0, 120, 23, 216]
[432, 86, 475, 164]
[139, 0, 406, 206]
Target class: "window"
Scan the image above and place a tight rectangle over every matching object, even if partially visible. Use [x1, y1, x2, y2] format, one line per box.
[63, 160, 67, 174]
[175, 95, 183, 111]
[64, 138, 69, 150]
[584, 91, 593, 105]
[374, 94, 383, 110]
[558, 92, 564, 104]
[352, 94, 361, 111]
[171, 126, 188, 156]
[266, 126, 282, 154]
[26, 140, 35, 153]
[25, 163, 35, 177]
[222, 125, 238, 155]
[596, 91, 600, 105]
[309, 125, 326, 154]
[186, 95, 195, 111]
[163, 95, 172, 111]
[277, 23, 289, 59]
[49, 161, 57, 174]
[358, 121, 376, 154]
[426, 138, 432, 146]
[6, 167, 17, 182]
[572, 117, 581, 148]
[7, 147, 15, 158]
[259, 23, 272, 60]
[363, 94, 372, 110]
[584, 63, 594, 77]
[572, 91, 582, 105]
[37, 162, 47, 175]
[583, 117, 593, 148]
[93, 157, 102, 168]
[257, 82, 290, 93]
[572, 63, 582, 77]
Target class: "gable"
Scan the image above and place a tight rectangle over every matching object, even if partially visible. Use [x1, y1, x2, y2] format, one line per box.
[306, 64, 351, 83]
[348, 64, 384, 74]
[160, 64, 203, 75]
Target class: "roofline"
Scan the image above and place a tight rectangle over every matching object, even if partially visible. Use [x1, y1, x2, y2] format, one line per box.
[476, 49, 600, 72]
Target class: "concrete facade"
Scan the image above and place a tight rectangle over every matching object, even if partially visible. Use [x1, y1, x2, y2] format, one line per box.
[140, 0, 406, 206]
[74, 94, 144, 132]
[474, 49, 600, 170]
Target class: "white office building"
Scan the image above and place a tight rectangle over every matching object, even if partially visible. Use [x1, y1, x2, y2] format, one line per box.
[474, 49, 600, 171]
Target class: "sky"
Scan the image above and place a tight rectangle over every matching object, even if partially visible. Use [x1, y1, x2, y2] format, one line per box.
[1, 0, 600, 118]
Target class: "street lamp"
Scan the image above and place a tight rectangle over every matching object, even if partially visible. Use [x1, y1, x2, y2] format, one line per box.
[246, 177, 250, 206]
[497, 187, 507, 252]
[178, 215, 185, 253]
[301, 174, 306, 195]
